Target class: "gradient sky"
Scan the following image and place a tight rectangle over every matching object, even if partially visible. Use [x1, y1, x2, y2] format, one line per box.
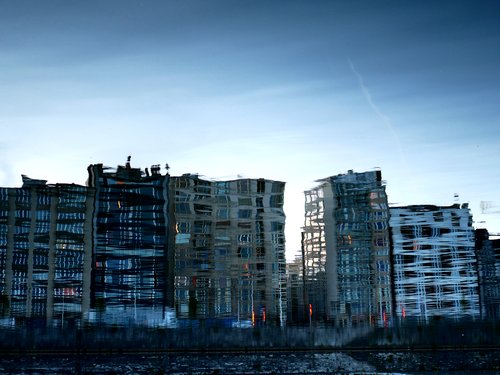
[1, 0, 499, 259]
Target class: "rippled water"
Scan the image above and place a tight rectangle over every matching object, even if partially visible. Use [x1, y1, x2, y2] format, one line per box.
[0, 352, 388, 374]
[0, 165, 287, 329]
[2, 350, 500, 374]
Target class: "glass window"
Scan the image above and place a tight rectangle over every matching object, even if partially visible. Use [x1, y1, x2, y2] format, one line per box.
[238, 209, 252, 219]
[238, 247, 252, 258]
[175, 203, 190, 214]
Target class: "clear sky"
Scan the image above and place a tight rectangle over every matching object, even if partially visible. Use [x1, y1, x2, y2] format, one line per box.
[1, 0, 500, 259]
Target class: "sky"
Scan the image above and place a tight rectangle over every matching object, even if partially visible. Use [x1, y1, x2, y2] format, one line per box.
[1, 0, 500, 259]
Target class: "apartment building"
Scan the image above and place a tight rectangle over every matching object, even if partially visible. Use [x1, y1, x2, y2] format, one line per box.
[87, 161, 174, 325]
[0, 176, 93, 324]
[390, 204, 480, 321]
[303, 170, 392, 325]
[475, 229, 500, 319]
[172, 174, 287, 326]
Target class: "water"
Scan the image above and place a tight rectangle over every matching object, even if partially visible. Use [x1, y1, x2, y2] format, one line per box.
[0, 352, 388, 374]
[2, 347, 500, 374]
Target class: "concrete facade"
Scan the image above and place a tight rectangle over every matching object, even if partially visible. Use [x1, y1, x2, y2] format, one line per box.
[302, 170, 392, 325]
[390, 204, 480, 321]
[0, 176, 94, 324]
[172, 175, 287, 326]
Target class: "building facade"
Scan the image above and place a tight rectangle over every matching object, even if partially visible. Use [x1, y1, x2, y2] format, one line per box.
[302, 170, 392, 325]
[172, 174, 287, 326]
[87, 161, 174, 325]
[286, 253, 307, 324]
[0, 176, 94, 324]
[0, 162, 286, 328]
[390, 205, 480, 321]
[475, 229, 500, 320]
[302, 187, 328, 321]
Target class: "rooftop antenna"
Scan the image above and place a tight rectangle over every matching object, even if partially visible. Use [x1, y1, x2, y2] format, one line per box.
[126, 155, 131, 169]
[165, 163, 170, 175]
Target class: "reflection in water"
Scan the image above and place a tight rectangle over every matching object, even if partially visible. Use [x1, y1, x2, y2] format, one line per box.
[301, 170, 392, 326]
[475, 229, 500, 320]
[0, 176, 93, 323]
[390, 204, 480, 321]
[172, 174, 286, 326]
[0, 160, 287, 328]
[87, 162, 173, 326]
[0, 165, 498, 330]
[296, 170, 494, 327]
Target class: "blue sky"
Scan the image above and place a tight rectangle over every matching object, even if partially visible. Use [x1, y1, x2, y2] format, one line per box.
[1, 0, 500, 258]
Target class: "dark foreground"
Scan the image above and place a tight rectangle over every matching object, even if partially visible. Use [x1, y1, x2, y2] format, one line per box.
[1, 351, 372, 374]
[1, 348, 500, 374]
[2, 321, 500, 374]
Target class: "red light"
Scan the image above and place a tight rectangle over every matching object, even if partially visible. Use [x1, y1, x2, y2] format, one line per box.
[309, 303, 313, 317]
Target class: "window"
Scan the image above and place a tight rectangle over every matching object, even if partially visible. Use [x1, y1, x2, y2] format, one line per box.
[238, 197, 252, 206]
[216, 248, 228, 256]
[373, 221, 387, 230]
[270, 195, 283, 208]
[175, 234, 190, 244]
[194, 203, 212, 215]
[271, 221, 283, 232]
[256, 197, 263, 207]
[215, 182, 229, 195]
[176, 221, 191, 233]
[216, 209, 228, 219]
[175, 203, 190, 214]
[238, 247, 252, 258]
[238, 209, 252, 219]
[216, 220, 230, 229]
[374, 237, 387, 247]
[238, 180, 250, 194]
[400, 226, 414, 239]
[194, 221, 211, 234]
[271, 182, 284, 193]
[238, 234, 252, 243]
[257, 179, 265, 193]
[377, 260, 388, 272]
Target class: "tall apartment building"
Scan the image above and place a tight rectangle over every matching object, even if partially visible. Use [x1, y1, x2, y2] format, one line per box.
[0, 176, 94, 324]
[302, 170, 392, 325]
[302, 186, 327, 322]
[475, 229, 500, 320]
[390, 204, 480, 321]
[172, 174, 286, 326]
[87, 160, 174, 325]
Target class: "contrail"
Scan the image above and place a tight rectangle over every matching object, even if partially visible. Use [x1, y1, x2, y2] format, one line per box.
[348, 58, 393, 135]
[347, 57, 406, 165]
